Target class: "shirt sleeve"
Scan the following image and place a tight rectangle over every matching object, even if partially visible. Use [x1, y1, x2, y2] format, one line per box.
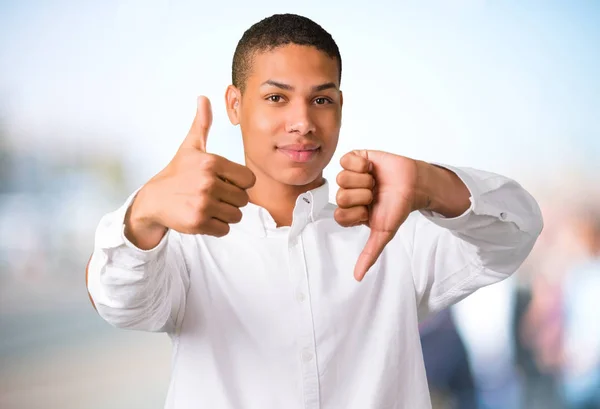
[86, 190, 190, 333]
[402, 165, 543, 320]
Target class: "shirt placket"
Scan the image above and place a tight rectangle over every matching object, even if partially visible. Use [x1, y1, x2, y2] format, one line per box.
[289, 194, 320, 409]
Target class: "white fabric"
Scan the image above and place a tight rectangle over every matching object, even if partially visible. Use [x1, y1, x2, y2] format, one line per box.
[87, 165, 543, 409]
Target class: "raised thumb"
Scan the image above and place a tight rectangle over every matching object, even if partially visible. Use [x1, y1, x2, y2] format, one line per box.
[182, 96, 213, 151]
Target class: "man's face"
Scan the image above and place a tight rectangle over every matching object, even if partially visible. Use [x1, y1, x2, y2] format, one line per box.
[235, 44, 342, 187]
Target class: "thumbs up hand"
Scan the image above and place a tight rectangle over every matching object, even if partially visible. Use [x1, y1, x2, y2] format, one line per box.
[125, 96, 256, 249]
[335, 150, 469, 282]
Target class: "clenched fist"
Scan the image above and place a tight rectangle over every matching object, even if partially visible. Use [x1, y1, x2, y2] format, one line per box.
[125, 96, 256, 249]
[335, 150, 470, 282]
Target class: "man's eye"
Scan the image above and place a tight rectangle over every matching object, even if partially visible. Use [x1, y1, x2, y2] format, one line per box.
[267, 95, 282, 103]
[314, 97, 332, 105]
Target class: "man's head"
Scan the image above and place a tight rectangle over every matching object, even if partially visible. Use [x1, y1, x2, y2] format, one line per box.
[225, 14, 343, 189]
[231, 14, 342, 93]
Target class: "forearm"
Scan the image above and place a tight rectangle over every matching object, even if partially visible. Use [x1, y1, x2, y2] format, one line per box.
[415, 161, 471, 218]
[419, 165, 543, 271]
[87, 193, 188, 332]
[409, 165, 543, 316]
[87, 236, 173, 331]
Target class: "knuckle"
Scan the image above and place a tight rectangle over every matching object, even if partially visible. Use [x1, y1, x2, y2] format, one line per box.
[198, 153, 218, 170]
[359, 160, 370, 173]
[198, 176, 217, 192]
[192, 195, 210, 214]
[341, 153, 368, 173]
[237, 169, 256, 189]
[187, 212, 206, 229]
[340, 153, 356, 169]
[246, 169, 257, 187]
[336, 211, 355, 227]
[336, 189, 348, 206]
[339, 155, 349, 168]
[240, 191, 250, 207]
[232, 208, 243, 223]
[214, 224, 230, 237]
[336, 171, 349, 187]
[195, 177, 210, 193]
[360, 206, 369, 220]
[334, 208, 349, 226]
[367, 174, 375, 188]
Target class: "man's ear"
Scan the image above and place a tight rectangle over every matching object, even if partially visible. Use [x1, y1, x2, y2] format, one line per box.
[225, 85, 241, 125]
[340, 90, 343, 108]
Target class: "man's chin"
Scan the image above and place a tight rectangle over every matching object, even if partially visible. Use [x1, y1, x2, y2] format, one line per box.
[271, 167, 324, 187]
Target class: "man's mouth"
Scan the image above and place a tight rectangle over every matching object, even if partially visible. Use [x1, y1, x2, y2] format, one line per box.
[276, 144, 321, 163]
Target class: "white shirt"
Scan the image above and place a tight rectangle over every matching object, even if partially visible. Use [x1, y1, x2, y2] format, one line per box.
[87, 165, 543, 409]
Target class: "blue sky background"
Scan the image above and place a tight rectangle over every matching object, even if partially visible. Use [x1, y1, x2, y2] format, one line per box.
[1, 0, 599, 192]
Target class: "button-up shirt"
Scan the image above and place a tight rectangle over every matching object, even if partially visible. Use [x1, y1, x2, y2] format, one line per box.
[87, 165, 543, 409]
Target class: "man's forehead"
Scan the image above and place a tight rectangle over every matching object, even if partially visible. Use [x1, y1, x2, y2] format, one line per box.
[259, 79, 339, 92]
[247, 46, 340, 88]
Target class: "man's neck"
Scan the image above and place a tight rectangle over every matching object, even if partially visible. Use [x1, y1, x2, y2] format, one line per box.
[246, 165, 324, 227]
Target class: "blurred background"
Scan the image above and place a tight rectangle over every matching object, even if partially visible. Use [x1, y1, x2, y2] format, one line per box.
[1, 1, 599, 408]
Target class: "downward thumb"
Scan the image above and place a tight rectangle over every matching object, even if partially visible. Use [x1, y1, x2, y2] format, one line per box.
[354, 230, 393, 281]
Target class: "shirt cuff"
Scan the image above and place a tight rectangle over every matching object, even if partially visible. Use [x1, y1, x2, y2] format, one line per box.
[95, 188, 170, 261]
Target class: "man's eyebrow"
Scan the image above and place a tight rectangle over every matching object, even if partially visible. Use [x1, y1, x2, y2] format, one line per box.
[312, 82, 337, 92]
[261, 80, 339, 92]
[261, 80, 294, 90]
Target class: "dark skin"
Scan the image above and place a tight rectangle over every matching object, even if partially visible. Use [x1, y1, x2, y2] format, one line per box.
[87, 44, 470, 307]
[224, 44, 343, 226]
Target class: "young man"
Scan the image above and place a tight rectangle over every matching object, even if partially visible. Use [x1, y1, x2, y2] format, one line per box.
[86, 13, 543, 409]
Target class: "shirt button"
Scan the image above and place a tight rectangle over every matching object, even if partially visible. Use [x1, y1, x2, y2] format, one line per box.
[301, 349, 313, 362]
[500, 212, 507, 220]
[296, 292, 306, 303]
[302, 197, 310, 204]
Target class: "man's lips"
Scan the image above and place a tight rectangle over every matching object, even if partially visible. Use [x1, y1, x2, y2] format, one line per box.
[277, 143, 320, 151]
[276, 144, 321, 163]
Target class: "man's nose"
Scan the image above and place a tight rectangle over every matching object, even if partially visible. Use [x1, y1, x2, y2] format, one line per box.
[285, 103, 316, 135]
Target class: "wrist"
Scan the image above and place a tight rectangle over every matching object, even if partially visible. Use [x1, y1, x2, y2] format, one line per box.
[415, 162, 471, 218]
[413, 160, 434, 211]
[125, 187, 167, 249]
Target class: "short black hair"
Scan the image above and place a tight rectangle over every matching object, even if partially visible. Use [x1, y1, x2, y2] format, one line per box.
[232, 14, 342, 92]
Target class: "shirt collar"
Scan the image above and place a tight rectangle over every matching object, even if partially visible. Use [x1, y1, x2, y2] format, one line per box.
[238, 180, 330, 238]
